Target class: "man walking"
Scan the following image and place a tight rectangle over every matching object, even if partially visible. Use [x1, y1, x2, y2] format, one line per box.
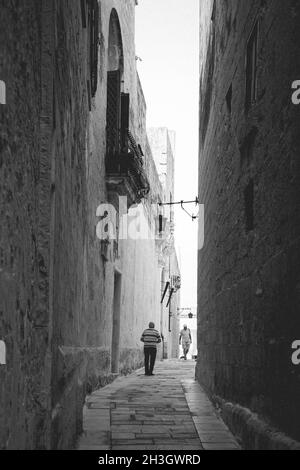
[140, 322, 161, 376]
[179, 324, 192, 360]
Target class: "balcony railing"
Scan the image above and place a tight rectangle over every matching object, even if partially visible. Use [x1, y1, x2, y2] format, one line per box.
[106, 126, 150, 207]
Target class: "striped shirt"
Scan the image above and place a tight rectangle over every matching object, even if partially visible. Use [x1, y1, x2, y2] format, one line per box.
[141, 328, 161, 349]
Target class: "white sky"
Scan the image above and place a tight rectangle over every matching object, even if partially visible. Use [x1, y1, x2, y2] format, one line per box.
[135, 0, 199, 309]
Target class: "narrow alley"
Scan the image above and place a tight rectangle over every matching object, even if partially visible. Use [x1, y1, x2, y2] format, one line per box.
[78, 360, 240, 451]
[1, 0, 300, 454]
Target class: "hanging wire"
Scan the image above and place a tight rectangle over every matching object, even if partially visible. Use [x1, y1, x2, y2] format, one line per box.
[159, 197, 199, 221]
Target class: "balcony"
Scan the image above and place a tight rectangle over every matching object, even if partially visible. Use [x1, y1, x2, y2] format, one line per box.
[105, 127, 150, 209]
[170, 274, 181, 292]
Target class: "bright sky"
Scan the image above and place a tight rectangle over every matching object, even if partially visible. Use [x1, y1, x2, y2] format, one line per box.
[135, 0, 199, 309]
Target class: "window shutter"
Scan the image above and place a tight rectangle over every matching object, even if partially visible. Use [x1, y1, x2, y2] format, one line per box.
[245, 22, 258, 111]
[90, 0, 99, 97]
[120, 93, 130, 151]
[159, 214, 164, 233]
[106, 70, 121, 156]
[81, 0, 87, 28]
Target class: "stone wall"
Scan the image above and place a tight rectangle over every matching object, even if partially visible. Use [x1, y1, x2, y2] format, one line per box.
[0, 0, 52, 449]
[50, 0, 90, 449]
[0, 0, 179, 449]
[197, 0, 300, 447]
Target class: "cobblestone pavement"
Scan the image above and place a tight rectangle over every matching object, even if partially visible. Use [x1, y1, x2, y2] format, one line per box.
[78, 360, 240, 451]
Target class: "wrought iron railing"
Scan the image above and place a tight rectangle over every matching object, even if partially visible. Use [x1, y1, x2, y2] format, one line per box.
[106, 126, 150, 199]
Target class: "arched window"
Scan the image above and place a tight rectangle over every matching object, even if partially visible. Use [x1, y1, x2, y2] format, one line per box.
[81, 0, 99, 103]
[105, 9, 150, 206]
[89, 0, 99, 98]
[107, 9, 123, 73]
[106, 10, 127, 158]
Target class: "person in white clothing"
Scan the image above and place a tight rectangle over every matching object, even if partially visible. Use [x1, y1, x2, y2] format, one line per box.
[179, 325, 192, 360]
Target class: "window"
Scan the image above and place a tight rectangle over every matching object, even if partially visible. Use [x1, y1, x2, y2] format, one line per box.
[244, 179, 254, 232]
[84, 0, 99, 104]
[226, 84, 232, 114]
[106, 70, 121, 156]
[89, 0, 99, 97]
[245, 21, 258, 112]
[240, 127, 257, 166]
[211, 0, 216, 22]
[106, 83, 130, 157]
[80, 0, 87, 28]
[120, 93, 130, 151]
[106, 10, 124, 157]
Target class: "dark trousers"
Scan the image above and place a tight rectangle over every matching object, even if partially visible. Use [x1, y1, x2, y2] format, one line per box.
[144, 347, 157, 375]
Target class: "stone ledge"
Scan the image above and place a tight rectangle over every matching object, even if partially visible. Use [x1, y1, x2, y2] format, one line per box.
[51, 346, 112, 448]
[57, 346, 111, 393]
[119, 347, 144, 375]
[213, 395, 300, 450]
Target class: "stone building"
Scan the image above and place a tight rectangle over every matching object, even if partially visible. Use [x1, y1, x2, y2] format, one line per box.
[0, 0, 180, 449]
[148, 127, 181, 360]
[197, 0, 300, 449]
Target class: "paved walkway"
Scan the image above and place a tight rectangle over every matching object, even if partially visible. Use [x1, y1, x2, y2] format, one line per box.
[78, 360, 240, 450]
